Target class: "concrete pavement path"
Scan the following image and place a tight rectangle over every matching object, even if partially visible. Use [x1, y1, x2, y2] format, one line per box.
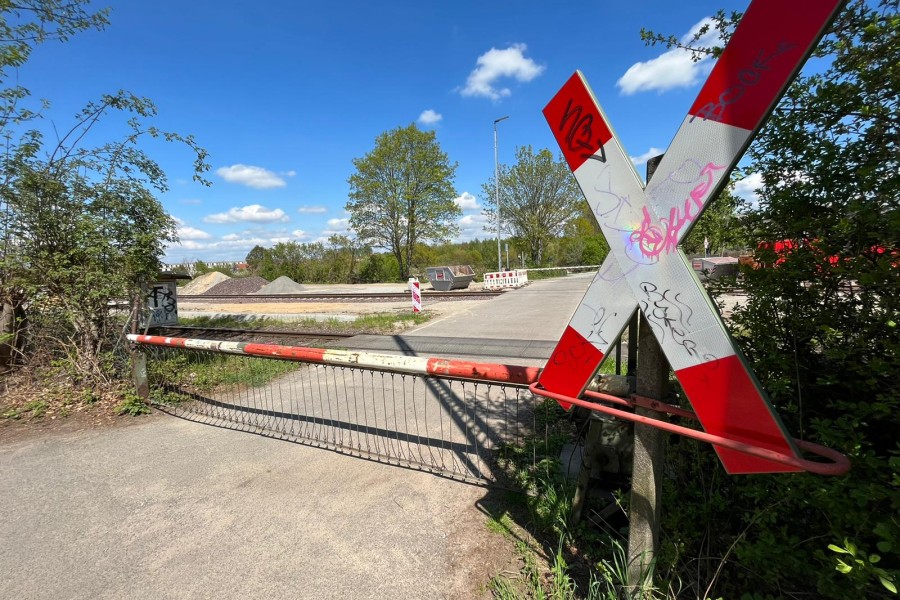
[0, 275, 597, 599]
[0, 418, 508, 600]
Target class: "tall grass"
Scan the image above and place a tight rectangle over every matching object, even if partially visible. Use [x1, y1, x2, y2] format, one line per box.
[178, 311, 430, 334]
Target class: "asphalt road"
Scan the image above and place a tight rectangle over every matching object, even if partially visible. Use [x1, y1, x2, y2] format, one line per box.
[0, 274, 595, 599]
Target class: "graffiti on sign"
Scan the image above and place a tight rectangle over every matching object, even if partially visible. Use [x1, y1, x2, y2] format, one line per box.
[146, 281, 178, 326]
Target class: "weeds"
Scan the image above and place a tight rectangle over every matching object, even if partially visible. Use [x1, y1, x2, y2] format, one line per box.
[486, 395, 678, 599]
[1, 399, 47, 420]
[146, 351, 298, 393]
[115, 392, 151, 416]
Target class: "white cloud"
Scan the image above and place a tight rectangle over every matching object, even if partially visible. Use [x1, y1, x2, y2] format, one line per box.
[630, 147, 666, 167]
[457, 212, 494, 242]
[291, 229, 307, 239]
[216, 164, 287, 189]
[324, 218, 350, 232]
[204, 204, 290, 224]
[283, 170, 297, 177]
[178, 226, 212, 240]
[171, 240, 207, 250]
[297, 206, 327, 214]
[454, 191, 480, 211]
[210, 237, 271, 249]
[460, 43, 545, 100]
[733, 173, 764, 204]
[418, 109, 443, 125]
[617, 18, 720, 95]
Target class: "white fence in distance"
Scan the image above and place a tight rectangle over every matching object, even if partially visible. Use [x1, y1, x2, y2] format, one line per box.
[482, 269, 529, 290]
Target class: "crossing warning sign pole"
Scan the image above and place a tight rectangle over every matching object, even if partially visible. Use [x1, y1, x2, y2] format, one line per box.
[533, 0, 849, 591]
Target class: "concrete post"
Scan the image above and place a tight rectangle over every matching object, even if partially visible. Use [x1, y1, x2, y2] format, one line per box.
[627, 154, 669, 595]
[571, 413, 604, 524]
[129, 286, 150, 402]
[132, 349, 150, 401]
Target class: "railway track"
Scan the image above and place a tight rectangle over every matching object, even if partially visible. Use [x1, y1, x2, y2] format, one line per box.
[147, 326, 355, 343]
[178, 290, 504, 303]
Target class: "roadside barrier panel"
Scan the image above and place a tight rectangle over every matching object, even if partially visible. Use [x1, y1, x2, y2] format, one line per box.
[482, 269, 529, 290]
[408, 277, 422, 313]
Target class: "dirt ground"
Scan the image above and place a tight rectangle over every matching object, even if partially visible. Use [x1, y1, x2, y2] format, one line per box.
[178, 298, 485, 319]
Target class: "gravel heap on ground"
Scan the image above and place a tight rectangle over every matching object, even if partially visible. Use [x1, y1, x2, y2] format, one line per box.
[203, 275, 269, 295]
[253, 276, 306, 294]
[180, 271, 230, 295]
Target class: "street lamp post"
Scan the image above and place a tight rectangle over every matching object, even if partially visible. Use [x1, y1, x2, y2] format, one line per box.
[494, 116, 509, 273]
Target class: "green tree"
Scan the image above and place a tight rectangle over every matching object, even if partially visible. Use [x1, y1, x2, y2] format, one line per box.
[0, 1, 110, 130]
[1, 94, 208, 380]
[0, 3, 210, 380]
[192, 260, 210, 275]
[346, 124, 459, 280]
[481, 146, 582, 265]
[323, 235, 365, 283]
[559, 201, 609, 266]
[642, 2, 899, 598]
[682, 186, 748, 255]
[0, 0, 112, 371]
[245, 245, 270, 272]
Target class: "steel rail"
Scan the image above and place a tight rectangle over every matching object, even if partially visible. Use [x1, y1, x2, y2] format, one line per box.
[179, 291, 504, 302]
[148, 326, 356, 340]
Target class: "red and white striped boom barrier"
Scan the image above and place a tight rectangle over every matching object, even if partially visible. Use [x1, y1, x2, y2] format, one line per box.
[128, 333, 848, 474]
[127, 334, 540, 386]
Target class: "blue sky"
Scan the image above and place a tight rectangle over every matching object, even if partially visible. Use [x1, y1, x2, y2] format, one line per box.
[19, 0, 762, 263]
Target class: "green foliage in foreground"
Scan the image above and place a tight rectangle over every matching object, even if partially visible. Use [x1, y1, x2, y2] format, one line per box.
[115, 392, 151, 416]
[641, 2, 900, 598]
[489, 399, 665, 600]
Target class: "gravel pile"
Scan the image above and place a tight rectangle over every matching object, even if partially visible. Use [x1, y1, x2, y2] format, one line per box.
[253, 276, 306, 294]
[202, 275, 269, 295]
[180, 271, 230, 295]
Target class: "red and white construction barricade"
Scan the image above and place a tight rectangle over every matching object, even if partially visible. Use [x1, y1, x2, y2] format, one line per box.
[482, 269, 529, 291]
[408, 277, 422, 313]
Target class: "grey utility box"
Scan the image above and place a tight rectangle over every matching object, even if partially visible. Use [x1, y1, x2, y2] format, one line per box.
[425, 265, 476, 291]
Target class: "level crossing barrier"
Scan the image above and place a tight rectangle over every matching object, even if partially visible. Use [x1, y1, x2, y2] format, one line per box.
[129, 334, 554, 486]
[129, 332, 845, 483]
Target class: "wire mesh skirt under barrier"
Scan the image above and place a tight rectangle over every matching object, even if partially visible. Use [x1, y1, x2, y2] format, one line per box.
[144, 346, 545, 485]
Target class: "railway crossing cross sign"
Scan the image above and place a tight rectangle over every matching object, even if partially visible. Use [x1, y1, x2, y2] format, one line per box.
[538, 0, 845, 474]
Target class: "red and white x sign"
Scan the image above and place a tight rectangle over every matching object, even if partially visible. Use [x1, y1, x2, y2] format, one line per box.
[539, 0, 844, 474]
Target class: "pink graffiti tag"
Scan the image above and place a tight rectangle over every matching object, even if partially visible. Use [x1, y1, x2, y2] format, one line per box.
[630, 162, 724, 258]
